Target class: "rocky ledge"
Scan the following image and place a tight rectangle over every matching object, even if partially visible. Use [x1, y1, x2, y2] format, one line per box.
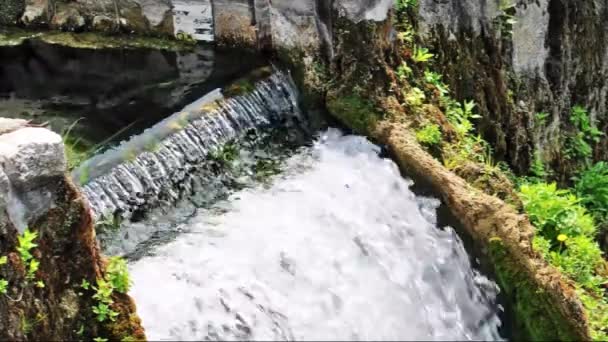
[0, 118, 143, 341]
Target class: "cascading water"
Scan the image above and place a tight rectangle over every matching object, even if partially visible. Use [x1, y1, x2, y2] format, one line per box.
[73, 70, 303, 222]
[127, 129, 505, 341]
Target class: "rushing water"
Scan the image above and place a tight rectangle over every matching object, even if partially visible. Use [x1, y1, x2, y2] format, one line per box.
[128, 129, 504, 341]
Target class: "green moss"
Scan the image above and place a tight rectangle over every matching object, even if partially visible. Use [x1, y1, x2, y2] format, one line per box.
[488, 238, 583, 341]
[0, 28, 43, 46]
[326, 94, 380, 135]
[39, 31, 195, 51]
[222, 67, 273, 98]
[0, 27, 194, 51]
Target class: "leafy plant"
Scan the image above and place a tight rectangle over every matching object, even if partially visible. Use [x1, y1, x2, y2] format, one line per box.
[92, 278, 118, 322]
[519, 183, 596, 240]
[405, 87, 426, 107]
[0, 279, 7, 295]
[411, 46, 434, 63]
[566, 106, 603, 161]
[17, 228, 41, 282]
[395, 0, 418, 12]
[574, 161, 608, 222]
[416, 124, 442, 146]
[534, 111, 549, 127]
[424, 70, 449, 95]
[396, 62, 413, 81]
[106, 256, 131, 294]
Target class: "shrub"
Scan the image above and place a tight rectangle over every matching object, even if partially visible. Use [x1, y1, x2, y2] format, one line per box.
[574, 161, 608, 222]
[415, 124, 442, 146]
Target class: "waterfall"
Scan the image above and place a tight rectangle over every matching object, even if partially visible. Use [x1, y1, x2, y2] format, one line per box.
[73, 70, 303, 221]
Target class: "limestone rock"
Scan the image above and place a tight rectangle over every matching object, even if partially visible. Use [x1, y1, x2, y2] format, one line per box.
[92, 14, 116, 32]
[0, 118, 28, 135]
[21, 0, 50, 25]
[50, 6, 85, 31]
[0, 127, 66, 191]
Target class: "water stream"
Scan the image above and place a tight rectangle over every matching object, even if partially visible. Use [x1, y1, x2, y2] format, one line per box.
[127, 129, 504, 341]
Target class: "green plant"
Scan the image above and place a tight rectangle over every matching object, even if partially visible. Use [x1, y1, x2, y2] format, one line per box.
[416, 124, 442, 146]
[498, 0, 517, 36]
[534, 111, 550, 126]
[106, 256, 131, 294]
[395, 0, 418, 12]
[93, 337, 109, 342]
[0, 279, 7, 295]
[405, 87, 426, 107]
[529, 152, 548, 181]
[411, 46, 434, 63]
[519, 183, 596, 240]
[424, 70, 449, 95]
[92, 278, 118, 322]
[17, 228, 41, 282]
[566, 106, 603, 160]
[574, 161, 608, 222]
[396, 62, 413, 81]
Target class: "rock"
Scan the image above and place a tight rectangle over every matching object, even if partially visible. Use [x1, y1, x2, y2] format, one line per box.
[0, 118, 28, 135]
[0, 0, 25, 25]
[50, 6, 85, 31]
[92, 14, 116, 32]
[0, 127, 66, 191]
[21, 0, 49, 25]
[335, 0, 393, 23]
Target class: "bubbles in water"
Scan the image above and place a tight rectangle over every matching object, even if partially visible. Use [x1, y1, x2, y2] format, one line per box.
[129, 128, 503, 341]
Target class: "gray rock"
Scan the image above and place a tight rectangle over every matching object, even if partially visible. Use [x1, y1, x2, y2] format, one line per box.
[335, 0, 393, 23]
[92, 14, 116, 32]
[21, 0, 49, 25]
[0, 127, 66, 191]
[0, 118, 28, 135]
[51, 6, 86, 31]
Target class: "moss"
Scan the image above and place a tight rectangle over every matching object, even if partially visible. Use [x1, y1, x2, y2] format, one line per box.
[0, 27, 194, 50]
[0, 28, 43, 46]
[326, 94, 380, 135]
[39, 31, 195, 51]
[222, 67, 273, 98]
[488, 238, 582, 341]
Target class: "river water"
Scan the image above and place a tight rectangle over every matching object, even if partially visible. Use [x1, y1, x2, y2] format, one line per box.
[128, 128, 504, 341]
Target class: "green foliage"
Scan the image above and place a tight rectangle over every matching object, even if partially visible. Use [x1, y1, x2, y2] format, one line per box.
[17, 229, 38, 262]
[93, 337, 109, 342]
[90, 256, 131, 324]
[528, 152, 548, 181]
[415, 124, 442, 146]
[519, 183, 596, 240]
[497, 0, 517, 36]
[396, 62, 413, 81]
[394, 0, 418, 12]
[106, 256, 131, 294]
[424, 70, 449, 95]
[565, 106, 603, 161]
[405, 87, 426, 107]
[326, 95, 379, 134]
[0, 279, 7, 295]
[411, 46, 434, 63]
[17, 228, 41, 282]
[574, 162, 608, 223]
[520, 181, 608, 338]
[92, 278, 118, 322]
[534, 111, 549, 127]
[578, 289, 608, 341]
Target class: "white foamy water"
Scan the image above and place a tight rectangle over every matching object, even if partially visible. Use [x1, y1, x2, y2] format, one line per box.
[129, 129, 503, 341]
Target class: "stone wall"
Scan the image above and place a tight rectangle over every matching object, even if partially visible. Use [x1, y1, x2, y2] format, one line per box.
[0, 118, 143, 340]
[418, 0, 608, 177]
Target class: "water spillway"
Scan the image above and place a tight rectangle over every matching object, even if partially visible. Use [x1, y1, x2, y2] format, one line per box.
[64, 65, 505, 340]
[73, 69, 302, 222]
[127, 129, 504, 340]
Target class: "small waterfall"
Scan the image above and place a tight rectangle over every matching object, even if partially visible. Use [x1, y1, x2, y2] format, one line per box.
[73, 70, 303, 221]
